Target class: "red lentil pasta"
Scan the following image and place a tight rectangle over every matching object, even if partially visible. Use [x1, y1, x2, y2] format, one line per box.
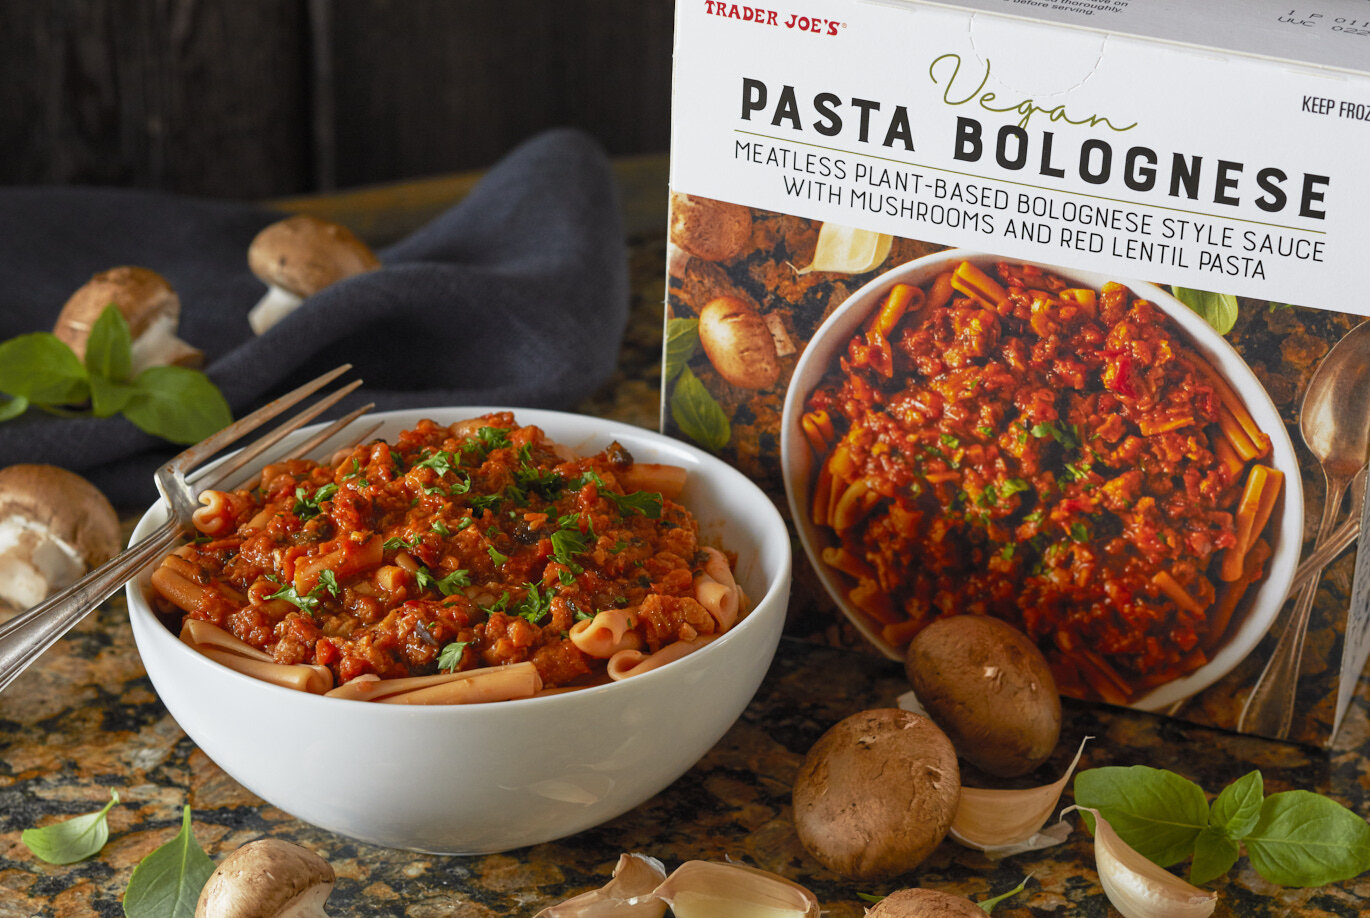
[802, 260, 1282, 704]
[150, 412, 744, 703]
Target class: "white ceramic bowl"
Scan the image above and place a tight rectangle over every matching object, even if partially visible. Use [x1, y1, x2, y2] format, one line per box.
[781, 250, 1303, 711]
[127, 407, 791, 853]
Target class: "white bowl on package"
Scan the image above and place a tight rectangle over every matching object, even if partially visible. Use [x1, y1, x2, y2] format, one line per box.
[780, 249, 1302, 712]
[127, 407, 791, 853]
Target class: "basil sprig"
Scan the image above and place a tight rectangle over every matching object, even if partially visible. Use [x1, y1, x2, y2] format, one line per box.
[1171, 286, 1239, 335]
[0, 305, 230, 444]
[1075, 765, 1370, 887]
[122, 806, 216, 918]
[21, 789, 119, 865]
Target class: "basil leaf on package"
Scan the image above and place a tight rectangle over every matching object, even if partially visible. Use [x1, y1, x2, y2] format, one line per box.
[1190, 825, 1241, 886]
[1209, 769, 1262, 839]
[1243, 790, 1370, 887]
[85, 304, 134, 382]
[122, 366, 233, 444]
[664, 317, 701, 381]
[1171, 287, 1239, 335]
[670, 367, 730, 452]
[21, 789, 120, 865]
[122, 806, 216, 918]
[0, 395, 28, 422]
[0, 333, 90, 406]
[1074, 765, 1210, 867]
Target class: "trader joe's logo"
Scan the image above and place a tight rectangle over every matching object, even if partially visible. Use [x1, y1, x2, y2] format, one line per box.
[703, 2, 845, 35]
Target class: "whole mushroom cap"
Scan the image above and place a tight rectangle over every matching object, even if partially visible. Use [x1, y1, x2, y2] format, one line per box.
[248, 214, 380, 298]
[0, 464, 120, 567]
[53, 266, 197, 365]
[195, 838, 335, 918]
[864, 887, 987, 917]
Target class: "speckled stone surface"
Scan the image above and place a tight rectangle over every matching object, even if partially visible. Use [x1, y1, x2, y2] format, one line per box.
[3, 229, 1370, 916]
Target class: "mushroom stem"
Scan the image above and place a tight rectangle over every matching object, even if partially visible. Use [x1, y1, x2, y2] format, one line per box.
[247, 286, 305, 336]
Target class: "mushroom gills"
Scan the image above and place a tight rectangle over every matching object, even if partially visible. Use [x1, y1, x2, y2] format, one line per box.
[0, 515, 87, 608]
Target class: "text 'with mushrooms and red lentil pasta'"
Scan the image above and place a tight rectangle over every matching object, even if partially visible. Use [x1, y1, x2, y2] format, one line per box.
[801, 260, 1282, 705]
[149, 413, 745, 704]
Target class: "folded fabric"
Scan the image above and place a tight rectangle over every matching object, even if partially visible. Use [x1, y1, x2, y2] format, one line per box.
[0, 129, 629, 508]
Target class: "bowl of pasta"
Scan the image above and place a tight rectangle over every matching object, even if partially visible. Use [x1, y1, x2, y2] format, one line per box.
[781, 249, 1302, 712]
[127, 407, 791, 853]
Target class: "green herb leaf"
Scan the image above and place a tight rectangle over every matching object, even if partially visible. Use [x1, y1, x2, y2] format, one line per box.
[515, 582, 552, 624]
[121, 806, 215, 918]
[415, 567, 470, 597]
[89, 374, 138, 418]
[1244, 790, 1370, 887]
[1190, 825, 1241, 886]
[603, 489, 664, 519]
[437, 640, 468, 672]
[86, 304, 133, 382]
[292, 483, 338, 520]
[0, 394, 29, 421]
[21, 790, 120, 865]
[0, 333, 90, 405]
[487, 546, 510, 567]
[1172, 287, 1239, 335]
[977, 875, 1029, 913]
[1074, 765, 1210, 867]
[1210, 770, 1263, 839]
[122, 366, 232, 444]
[664, 317, 702, 381]
[670, 367, 730, 452]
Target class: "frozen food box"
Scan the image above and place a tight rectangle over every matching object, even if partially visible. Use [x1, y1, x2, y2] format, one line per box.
[662, 0, 1370, 746]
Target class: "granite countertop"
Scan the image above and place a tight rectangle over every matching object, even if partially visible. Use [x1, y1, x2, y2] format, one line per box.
[4, 193, 1370, 917]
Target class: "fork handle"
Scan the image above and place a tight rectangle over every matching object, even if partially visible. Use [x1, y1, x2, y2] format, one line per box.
[0, 520, 180, 695]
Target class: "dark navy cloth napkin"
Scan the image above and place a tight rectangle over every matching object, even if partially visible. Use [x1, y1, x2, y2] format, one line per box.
[0, 129, 628, 508]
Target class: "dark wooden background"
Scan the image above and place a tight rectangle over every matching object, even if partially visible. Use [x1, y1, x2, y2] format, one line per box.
[0, 0, 674, 198]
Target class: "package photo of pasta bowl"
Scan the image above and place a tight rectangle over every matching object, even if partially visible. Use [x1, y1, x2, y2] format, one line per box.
[781, 250, 1303, 712]
[126, 406, 791, 853]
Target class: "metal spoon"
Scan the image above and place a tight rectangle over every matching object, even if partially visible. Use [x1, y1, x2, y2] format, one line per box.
[1239, 320, 1370, 739]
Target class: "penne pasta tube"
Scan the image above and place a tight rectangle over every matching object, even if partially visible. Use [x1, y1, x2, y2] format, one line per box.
[606, 636, 717, 681]
[1152, 570, 1208, 617]
[800, 410, 836, 455]
[820, 545, 875, 581]
[951, 260, 1009, 309]
[618, 463, 688, 499]
[569, 609, 643, 658]
[191, 645, 333, 694]
[694, 576, 740, 631]
[151, 565, 210, 614]
[326, 661, 542, 704]
[180, 619, 273, 662]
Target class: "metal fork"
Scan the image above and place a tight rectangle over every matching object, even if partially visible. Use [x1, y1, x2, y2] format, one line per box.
[0, 364, 375, 694]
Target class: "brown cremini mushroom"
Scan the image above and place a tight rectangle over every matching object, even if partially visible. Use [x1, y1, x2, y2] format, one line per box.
[863, 887, 986, 917]
[195, 838, 335, 918]
[53, 266, 203, 372]
[0, 464, 120, 610]
[669, 193, 753, 262]
[247, 215, 380, 334]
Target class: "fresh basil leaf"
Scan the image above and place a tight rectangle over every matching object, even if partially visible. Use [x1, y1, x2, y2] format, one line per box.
[21, 789, 120, 865]
[1210, 770, 1263, 839]
[664, 317, 701, 381]
[977, 875, 1029, 913]
[0, 394, 29, 421]
[0, 333, 90, 405]
[123, 366, 232, 444]
[122, 806, 215, 918]
[1244, 790, 1370, 887]
[1190, 825, 1241, 886]
[86, 304, 134, 382]
[1171, 287, 1239, 335]
[89, 374, 138, 418]
[670, 367, 730, 452]
[1074, 765, 1209, 867]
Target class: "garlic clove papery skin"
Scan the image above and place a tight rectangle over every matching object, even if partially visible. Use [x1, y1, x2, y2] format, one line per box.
[651, 861, 820, 918]
[1072, 807, 1217, 918]
[793, 224, 893, 275]
[534, 853, 668, 918]
[950, 737, 1091, 854]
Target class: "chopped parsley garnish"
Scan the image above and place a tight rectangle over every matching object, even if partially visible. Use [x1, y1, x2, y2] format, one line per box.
[415, 567, 471, 596]
[1000, 544, 1017, 560]
[550, 527, 590, 570]
[343, 458, 368, 485]
[437, 641, 469, 672]
[1030, 420, 1081, 450]
[940, 433, 960, 449]
[482, 592, 510, 614]
[602, 489, 663, 520]
[316, 569, 340, 598]
[414, 449, 458, 474]
[976, 425, 995, 437]
[461, 426, 512, 459]
[487, 546, 510, 567]
[514, 582, 553, 624]
[431, 521, 451, 536]
[292, 483, 338, 520]
[266, 575, 333, 617]
[1069, 521, 1092, 542]
[384, 535, 419, 551]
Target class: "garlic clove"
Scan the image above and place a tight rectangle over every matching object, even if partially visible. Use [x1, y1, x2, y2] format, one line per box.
[949, 737, 1091, 855]
[534, 853, 668, 917]
[1069, 807, 1217, 918]
[793, 224, 892, 275]
[651, 860, 820, 918]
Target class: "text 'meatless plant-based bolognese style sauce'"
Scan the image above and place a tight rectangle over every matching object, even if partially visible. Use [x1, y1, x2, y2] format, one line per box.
[801, 260, 1282, 705]
[149, 413, 744, 703]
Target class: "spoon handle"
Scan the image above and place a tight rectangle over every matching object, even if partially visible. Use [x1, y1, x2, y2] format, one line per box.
[1237, 472, 1352, 739]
